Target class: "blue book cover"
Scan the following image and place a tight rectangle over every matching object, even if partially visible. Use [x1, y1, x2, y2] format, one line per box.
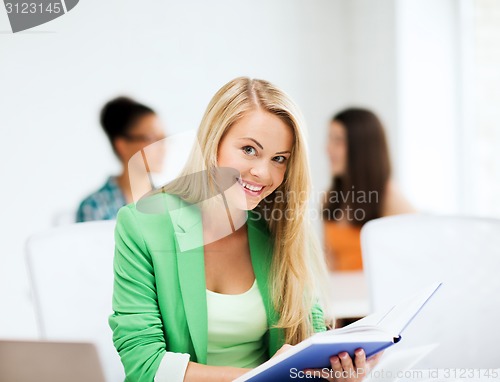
[234, 282, 442, 382]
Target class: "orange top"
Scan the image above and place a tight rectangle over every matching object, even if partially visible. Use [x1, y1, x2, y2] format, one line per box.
[323, 221, 363, 271]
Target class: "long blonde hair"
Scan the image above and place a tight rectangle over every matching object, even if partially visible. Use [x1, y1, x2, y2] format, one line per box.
[162, 77, 331, 344]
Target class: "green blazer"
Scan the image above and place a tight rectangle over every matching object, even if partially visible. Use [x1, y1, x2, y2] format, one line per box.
[109, 193, 326, 381]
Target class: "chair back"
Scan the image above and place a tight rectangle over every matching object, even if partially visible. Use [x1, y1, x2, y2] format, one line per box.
[361, 214, 500, 368]
[26, 220, 124, 382]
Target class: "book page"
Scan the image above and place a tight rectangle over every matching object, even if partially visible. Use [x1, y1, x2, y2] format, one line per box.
[376, 282, 442, 335]
[317, 282, 442, 338]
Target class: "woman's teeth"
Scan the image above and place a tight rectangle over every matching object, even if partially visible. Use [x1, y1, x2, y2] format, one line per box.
[237, 178, 263, 192]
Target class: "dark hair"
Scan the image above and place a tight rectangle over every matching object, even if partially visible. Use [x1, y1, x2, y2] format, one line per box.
[100, 96, 155, 151]
[323, 108, 391, 226]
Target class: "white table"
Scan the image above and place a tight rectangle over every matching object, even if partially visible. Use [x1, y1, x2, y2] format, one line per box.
[327, 271, 370, 320]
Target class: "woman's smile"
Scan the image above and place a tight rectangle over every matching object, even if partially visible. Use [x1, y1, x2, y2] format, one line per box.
[237, 177, 266, 197]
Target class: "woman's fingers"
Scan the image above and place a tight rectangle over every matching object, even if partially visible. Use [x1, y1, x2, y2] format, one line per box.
[271, 344, 294, 358]
[279, 344, 294, 352]
[303, 349, 378, 381]
[302, 356, 343, 381]
[330, 355, 344, 374]
[340, 352, 355, 370]
[366, 350, 383, 370]
[354, 348, 367, 375]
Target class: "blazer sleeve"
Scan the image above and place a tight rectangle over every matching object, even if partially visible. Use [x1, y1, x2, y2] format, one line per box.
[108, 206, 184, 381]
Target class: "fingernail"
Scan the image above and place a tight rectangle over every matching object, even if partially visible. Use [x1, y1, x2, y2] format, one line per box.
[355, 349, 364, 356]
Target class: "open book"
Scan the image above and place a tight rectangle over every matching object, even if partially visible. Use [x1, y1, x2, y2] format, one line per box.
[234, 282, 442, 382]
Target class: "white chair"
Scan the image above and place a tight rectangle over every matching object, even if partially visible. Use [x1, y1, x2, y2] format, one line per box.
[361, 214, 500, 369]
[26, 220, 124, 382]
[51, 209, 77, 226]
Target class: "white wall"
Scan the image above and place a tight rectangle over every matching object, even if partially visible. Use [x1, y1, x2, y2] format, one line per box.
[1, 0, 489, 339]
[338, 0, 399, 161]
[339, 0, 473, 216]
[0, 0, 343, 337]
[395, 0, 461, 214]
[474, 0, 500, 216]
[339, 0, 465, 215]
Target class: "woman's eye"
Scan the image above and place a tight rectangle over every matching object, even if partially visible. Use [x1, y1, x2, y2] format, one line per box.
[242, 146, 257, 156]
[273, 155, 287, 164]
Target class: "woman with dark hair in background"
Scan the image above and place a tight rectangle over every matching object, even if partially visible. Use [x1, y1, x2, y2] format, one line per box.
[76, 97, 166, 222]
[323, 108, 414, 271]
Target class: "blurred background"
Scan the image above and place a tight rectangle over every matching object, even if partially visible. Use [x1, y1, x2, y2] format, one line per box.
[1, 0, 499, 344]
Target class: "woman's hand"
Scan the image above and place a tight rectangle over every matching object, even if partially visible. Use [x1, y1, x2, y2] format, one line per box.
[302, 349, 383, 381]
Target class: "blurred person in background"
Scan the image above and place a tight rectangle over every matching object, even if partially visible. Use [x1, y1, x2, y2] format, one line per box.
[76, 96, 166, 222]
[322, 108, 414, 272]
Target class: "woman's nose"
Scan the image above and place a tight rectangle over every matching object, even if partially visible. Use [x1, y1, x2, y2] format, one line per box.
[249, 160, 271, 181]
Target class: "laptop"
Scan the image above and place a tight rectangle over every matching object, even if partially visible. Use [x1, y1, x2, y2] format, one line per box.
[0, 340, 106, 382]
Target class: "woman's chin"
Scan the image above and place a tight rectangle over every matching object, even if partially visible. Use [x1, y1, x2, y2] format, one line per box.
[232, 198, 258, 211]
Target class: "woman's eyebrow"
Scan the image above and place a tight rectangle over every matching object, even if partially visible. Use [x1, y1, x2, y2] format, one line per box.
[240, 137, 264, 149]
[240, 137, 291, 155]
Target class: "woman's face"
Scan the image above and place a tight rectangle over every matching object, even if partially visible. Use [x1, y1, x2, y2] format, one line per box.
[327, 120, 347, 176]
[217, 109, 294, 210]
[116, 113, 167, 172]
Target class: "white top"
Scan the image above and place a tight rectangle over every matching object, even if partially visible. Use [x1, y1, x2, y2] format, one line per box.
[206, 278, 268, 368]
[155, 278, 268, 382]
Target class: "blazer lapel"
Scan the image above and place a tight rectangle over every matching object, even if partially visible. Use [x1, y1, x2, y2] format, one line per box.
[171, 198, 208, 364]
[247, 214, 285, 358]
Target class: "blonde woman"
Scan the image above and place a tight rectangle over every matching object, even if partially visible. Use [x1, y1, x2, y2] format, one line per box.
[109, 78, 380, 381]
